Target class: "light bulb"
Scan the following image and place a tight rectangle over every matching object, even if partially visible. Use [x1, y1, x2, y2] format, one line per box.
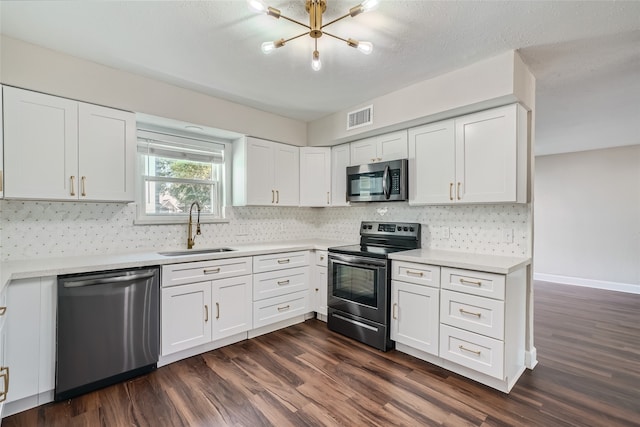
[247, 0, 268, 14]
[261, 41, 276, 54]
[361, 0, 380, 12]
[357, 41, 373, 55]
[312, 51, 322, 71]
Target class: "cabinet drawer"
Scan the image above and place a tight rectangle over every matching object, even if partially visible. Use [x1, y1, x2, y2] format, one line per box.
[253, 266, 309, 301]
[441, 267, 505, 300]
[440, 324, 504, 379]
[162, 257, 252, 287]
[253, 290, 309, 329]
[253, 251, 310, 273]
[392, 261, 440, 288]
[315, 250, 328, 267]
[440, 290, 504, 340]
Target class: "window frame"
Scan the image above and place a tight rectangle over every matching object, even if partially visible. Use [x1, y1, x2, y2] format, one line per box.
[134, 129, 232, 225]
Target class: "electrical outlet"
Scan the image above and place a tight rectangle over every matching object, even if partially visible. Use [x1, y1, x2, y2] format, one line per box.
[442, 226, 450, 239]
[503, 228, 514, 243]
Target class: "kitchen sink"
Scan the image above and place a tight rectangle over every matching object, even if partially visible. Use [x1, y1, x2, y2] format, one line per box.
[158, 248, 235, 256]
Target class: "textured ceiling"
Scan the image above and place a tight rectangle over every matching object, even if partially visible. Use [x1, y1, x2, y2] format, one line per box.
[1, 0, 639, 155]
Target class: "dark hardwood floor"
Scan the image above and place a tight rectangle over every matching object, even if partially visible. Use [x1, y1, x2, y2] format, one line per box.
[5, 281, 640, 426]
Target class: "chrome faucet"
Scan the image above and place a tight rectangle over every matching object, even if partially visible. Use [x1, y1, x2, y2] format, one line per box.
[187, 201, 202, 249]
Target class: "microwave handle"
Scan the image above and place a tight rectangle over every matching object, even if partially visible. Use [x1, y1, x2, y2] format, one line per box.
[382, 164, 391, 199]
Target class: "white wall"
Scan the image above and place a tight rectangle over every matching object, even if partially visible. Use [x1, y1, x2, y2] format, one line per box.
[0, 36, 307, 146]
[307, 50, 536, 146]
[534, 145, 640, 292]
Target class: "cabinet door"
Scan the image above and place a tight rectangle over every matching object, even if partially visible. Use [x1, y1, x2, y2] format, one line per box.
[330, 143, 350, 206]
[212, 275, 252, 341]
[245, 137, 275, 205]
[299, 147, 331, 207]
[3, 87, 78, 200]
[377, 130, 408, 162]
[350, 137, 378, 165]
[273, 142, 300, 206]
[5, 277, 55, 403]
[408, 120, 455, 205]
[78, 103, 135, 201]
[390, 280, 439, 356]
[161, 282, 212, 355]
[455, 105, 518, 203]
[316, 264, 328, 317]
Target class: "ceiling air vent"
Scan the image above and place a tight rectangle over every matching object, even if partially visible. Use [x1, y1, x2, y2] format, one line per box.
[347, 105, 373, 130]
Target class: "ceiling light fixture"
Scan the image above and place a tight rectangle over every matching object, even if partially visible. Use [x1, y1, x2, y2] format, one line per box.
[248, 0, 379, 71]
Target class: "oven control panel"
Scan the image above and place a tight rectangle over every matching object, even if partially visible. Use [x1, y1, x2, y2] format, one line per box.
[361, 221, 420, 238]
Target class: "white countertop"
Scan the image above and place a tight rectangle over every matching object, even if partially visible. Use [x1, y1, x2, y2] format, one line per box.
[0, 239, 347, 292]
[388, 249, 531, 274]
[1, 242, 531, 292]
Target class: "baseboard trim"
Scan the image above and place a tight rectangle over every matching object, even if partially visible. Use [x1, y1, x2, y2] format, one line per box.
[534, 273, 640, 294]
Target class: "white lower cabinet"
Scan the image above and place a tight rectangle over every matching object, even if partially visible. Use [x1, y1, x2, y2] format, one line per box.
[162, 281, 212, 355]
[310, 250, 328, 319]
[391, 280, 440, 356]
[161, 258, 253, 357]
[3, 277, 56, 417]
[391, 259, 527, 393]
[390, 261, 441, 356]
[252, 251, 310, 331]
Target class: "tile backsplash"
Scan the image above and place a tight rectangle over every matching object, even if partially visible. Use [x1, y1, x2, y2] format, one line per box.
[0, 200, 531, 261]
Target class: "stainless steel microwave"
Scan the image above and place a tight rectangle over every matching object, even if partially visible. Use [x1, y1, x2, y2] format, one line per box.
[346, 159, 408, 202]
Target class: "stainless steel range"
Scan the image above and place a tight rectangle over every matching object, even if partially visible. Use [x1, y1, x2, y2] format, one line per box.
[328, 221, 421, 351]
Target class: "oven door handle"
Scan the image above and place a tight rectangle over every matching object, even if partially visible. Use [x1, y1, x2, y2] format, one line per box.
[382, 164, 391, 200]
[329, 254, 387, 268]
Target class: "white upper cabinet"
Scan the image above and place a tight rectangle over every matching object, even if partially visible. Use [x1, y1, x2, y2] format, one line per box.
[409, 104, 528, 205]
[233, 136, 299, 206]
[299, 147, 331, 207]
[330, 143, 350, 206]
[2, 87, 135, 201]
[350, 130, 408, 165]
[408, 120, 455, 204]
[273, 143, 300, 206]
[78, 103, 135, 201]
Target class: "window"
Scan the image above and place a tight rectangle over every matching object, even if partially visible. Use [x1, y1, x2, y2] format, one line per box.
[136, 129, 229, 224]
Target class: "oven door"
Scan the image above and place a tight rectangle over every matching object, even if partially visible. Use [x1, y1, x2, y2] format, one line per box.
[328, 252, 389, 324]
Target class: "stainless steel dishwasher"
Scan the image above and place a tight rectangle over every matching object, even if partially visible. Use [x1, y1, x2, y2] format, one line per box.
[55, 266, 160, 401]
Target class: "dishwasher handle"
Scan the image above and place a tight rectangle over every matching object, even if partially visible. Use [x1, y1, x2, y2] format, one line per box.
[62, 271, 157, 288]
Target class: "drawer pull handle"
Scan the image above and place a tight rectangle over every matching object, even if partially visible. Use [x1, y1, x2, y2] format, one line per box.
[459, 308, 481, 318]
[277, 259, 290, 264]
[81, 176, 87, 197]
[449, 182, 453, 201]
[0, 366, 9, 403]
[276, 190, 279, 204]
[277, 280, 290, 286]
[70, 176, 76, 196]
[216, 302, 220, 319]
[392, 303, 398, 319]
[457, 182, 462, 200]
[459, 345, 481, 356]
[205, 304, 209, 322]
[459, 278, 482, 286]
[0, 307, 6, 316]
[204, 268, 221, 274]
[277, 305, 290, 312]
[406, 270, 424, 277]
[272, 189, 275, 204]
